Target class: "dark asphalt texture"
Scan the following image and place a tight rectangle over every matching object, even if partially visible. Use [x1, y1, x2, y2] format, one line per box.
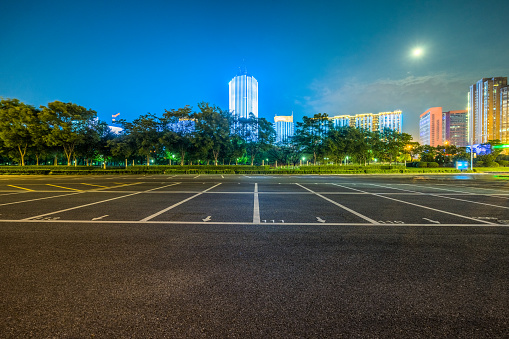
[0, 174, 508, 338]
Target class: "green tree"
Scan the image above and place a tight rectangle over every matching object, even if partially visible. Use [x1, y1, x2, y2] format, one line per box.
[244, 114, 275, 166]
[294, 113, 331, 164]
[193, 103, 230, 165]
[120, 114, 160, 166]
[41, 101, 97, 166]
[0, 99, 41, 166]
[160, 106, 195, 166]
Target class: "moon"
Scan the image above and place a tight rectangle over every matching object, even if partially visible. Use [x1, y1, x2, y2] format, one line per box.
[412, 48, 423, 57]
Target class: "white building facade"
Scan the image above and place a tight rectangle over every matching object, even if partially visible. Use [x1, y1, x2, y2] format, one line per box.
[274, 114, 294, 144]
[229, 68, 258, 119]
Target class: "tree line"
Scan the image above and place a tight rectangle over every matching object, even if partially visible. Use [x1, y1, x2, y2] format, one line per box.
[1, 98, 487, 167]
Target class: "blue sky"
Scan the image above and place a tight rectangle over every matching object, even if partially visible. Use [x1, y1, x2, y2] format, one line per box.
[1, 0, 509, 138]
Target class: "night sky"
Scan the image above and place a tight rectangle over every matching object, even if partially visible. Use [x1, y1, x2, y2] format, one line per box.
[1, 0, 509, 139]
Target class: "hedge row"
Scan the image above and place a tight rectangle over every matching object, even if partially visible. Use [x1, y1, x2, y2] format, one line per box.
[0, 165, 463, 175]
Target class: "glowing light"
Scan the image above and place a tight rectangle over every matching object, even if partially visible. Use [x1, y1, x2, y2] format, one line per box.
[412, 48, 423, 57]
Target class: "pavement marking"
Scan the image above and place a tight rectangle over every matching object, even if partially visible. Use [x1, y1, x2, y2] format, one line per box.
[370, 183, 509, 210]
[221, 175, 224, 178]
[296, 184, 377, 224]
[0, 192, 26, 197]
[0, 219, 507, 227]
[23, 183, 181, 221]
[316, 217, 326, 223]
[193, 175, 200, 179]
[402, 183, 509, 200]
[202, 216, 211, 222]
[140, 183, 222, 222]
[332, 184, 496, 225]
[423, 218, 440, 224]
[253, 183, 260, 224]
[92, 215, 109, 221]
[7, 185, 34, 191]
[0, 192, 83, 207]
[80, 183, 109, 188]
[46, 184, 83, 191]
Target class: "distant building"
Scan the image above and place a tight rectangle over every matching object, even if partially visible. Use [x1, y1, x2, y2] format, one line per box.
[420, 108, 468, 147]
[500, 86, 509, 143]
[377, 111, 402, 133]
[442, 110, 468, 147]
[331, 115, 351, 128]
[274, 114, 294, 144]
[468, 77, 507, 143]
[355, 114, 375, 131]
[330, 110, 402, 133]
[229, 67, 258, 119]
[169, 118, 195, 134]
[420, 107, 443, 147]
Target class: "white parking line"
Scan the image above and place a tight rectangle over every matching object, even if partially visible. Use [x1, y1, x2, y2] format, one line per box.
[1, 219, 506, 227]
[253, 183, 260, 223]
[332, 184, 496, 225]
[140, 183, 222, 221]
[371, 183, 509, 209]
[398, 183, 509, 200]
[296, 184, 377, 224]
[23, 183, 182, 221]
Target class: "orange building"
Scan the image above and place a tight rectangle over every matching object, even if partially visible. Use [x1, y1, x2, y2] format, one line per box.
[419, 107, 443, 146]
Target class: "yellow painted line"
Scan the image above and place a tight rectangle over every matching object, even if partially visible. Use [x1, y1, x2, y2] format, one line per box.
[7, 185, 35, 191]
[46, 184, 83, 191]
[80, 183, 109, 188]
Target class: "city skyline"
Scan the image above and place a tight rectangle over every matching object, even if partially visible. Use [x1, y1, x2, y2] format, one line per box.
[1, 0, 509, 140]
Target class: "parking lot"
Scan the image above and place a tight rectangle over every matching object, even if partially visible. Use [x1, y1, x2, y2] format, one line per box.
[1, 174, 508, 337]
[0, 174, 507, 225]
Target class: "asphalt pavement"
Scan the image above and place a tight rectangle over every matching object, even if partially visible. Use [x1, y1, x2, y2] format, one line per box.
[0, 174, 508, 337]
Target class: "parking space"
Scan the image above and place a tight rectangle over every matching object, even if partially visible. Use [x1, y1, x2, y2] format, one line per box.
[0, 175, 506, 225]
[152, 193, 254, 222]
[49, 193, 195, 221]
[258, 192, 369, 223]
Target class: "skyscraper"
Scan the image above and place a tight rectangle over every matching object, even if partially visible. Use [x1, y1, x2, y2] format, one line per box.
[274, 114, 294, 144]
[229, 67, 258, 119]
[420, 108, 468, 147]
[500, 86, 509, 143]
[468, 77, 507, 143]
[420, 107, 443, 146]
[442, 110, 468, 147]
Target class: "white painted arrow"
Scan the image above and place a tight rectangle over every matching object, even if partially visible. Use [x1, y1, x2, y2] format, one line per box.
[202, 216, 211, 222]
[422, 218, 440, 224]
[316, 217, 326, 223]
[92, 215, 109, 221]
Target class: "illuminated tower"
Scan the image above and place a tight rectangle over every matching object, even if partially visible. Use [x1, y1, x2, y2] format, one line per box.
[468, 77, 507, 143]
[229, 67, 258, 119]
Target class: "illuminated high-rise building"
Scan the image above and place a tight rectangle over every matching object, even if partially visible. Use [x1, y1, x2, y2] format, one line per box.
[274, 114, 294, 144]
[500, 86, 509, 143]
[330, 111, 402, 133]
[468, 77, 507, 143]
[229, 67, 258, 119]
[420, 107, 443, 146]
[420, 108, 468, 147]
[377, 111, 402, 133]
[442, 110, 468, 147]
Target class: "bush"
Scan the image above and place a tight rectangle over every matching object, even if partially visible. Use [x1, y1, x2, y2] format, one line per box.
[496, 160, 507, 166]
[485, 161, 499, 167]
[475, 161, 484, 167]
[416, 162, 428, 168]
[427, 162, 439, 168]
